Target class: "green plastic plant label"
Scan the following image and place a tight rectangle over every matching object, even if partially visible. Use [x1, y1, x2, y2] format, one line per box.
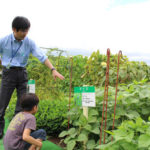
[74, 86, 95, 107]
[28, 79, 35, 93]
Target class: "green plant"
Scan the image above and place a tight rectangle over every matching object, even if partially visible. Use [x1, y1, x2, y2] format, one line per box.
[59, 106, 100, 150]
[59, 79, 150, 149]
[35, 98, 69, 136]
[97, 117, 150, 150]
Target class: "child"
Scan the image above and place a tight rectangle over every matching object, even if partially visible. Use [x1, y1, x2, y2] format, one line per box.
[3, 93, 46, 150]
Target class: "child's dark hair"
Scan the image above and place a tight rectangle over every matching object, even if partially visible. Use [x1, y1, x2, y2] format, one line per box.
[20, 93, 39, 111]
[12, 16, 30, 32]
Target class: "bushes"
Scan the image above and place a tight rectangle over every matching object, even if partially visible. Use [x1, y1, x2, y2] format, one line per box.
[35, 98, 68, 136]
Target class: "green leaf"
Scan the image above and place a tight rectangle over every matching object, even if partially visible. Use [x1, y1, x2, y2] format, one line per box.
[77, 133, 88, 141]
[67, 140, 76, 150]
[59, 131, 68, 137]
[142, 108, 150, 115]
[125, 131, 134, 142]
[120, 141, 137, 150]
[64, 136, 71, 144]
[138, 134, 150, 148]
[130, 98, 139, 104]
[91, 127, 100, 135]
[125, 111, 140, 119]
[146, 127, 150, 136]
[88, 116, 97, 123]
[139, 89, 150, 99]
[89, 109, 99, 116]
[104, 130, 114, 135]
[148, 116, 150, 122]
[136, 117, 143, 126]
[113, 129, 134, 142]
[115, 107, 126, 116]
[68, 128, 76, 135]
[84, 124, 92, 131]
[70, 132, 77, 138]
[79, 114, 88, 126]
[127, 121, 136, 129]
[86, 140, 96, 149]
[95, 139, 121, 150]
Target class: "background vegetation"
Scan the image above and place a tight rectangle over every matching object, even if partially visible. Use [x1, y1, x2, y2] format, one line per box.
[5, 48, 150, 150]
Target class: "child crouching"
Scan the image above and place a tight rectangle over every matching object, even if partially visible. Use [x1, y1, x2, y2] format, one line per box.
[3, 93, 46, 150]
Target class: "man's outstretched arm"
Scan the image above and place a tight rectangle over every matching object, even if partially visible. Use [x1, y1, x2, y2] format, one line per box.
[44, 58, 64, 80]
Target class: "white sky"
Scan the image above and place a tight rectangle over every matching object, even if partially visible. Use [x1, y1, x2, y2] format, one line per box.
[0, 0, 150, 63]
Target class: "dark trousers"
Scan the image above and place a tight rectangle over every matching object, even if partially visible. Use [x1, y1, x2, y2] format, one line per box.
[24, 129, 47, 150]
[0, 67, 28, 132]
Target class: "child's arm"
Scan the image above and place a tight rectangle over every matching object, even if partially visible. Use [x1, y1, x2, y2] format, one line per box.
[22, 128, 42, 148]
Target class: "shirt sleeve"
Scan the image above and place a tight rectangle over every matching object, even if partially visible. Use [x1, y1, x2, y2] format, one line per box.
[30, 40, 47, 63]
[24, 116, 36, 131]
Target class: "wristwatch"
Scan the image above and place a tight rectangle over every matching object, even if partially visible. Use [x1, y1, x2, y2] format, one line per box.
[51, 67, 56, 72]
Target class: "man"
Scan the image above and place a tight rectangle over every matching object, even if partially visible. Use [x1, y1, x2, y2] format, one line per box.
[0, 16, 64, 139]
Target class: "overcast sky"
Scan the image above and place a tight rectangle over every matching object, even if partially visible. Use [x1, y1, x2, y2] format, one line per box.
[0, 0, 150, 63]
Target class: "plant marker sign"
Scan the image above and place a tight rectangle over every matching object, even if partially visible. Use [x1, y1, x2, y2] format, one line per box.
[28, 80, 35, 93]
[74, 86, 95, 107]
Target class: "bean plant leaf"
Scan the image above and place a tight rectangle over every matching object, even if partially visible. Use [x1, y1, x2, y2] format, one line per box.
[67, 140, 76, 150]
[89, 109, 99, 116]
[86, 140, 95, 149]
[70, 132, 78, 138]
[138, 134, 150, 148]
[113, 129, 134, 142]
[77, 133, 88, 141]
[64, 136, 72, 144]
[146, 127, 150, 136]
[59, 131, 68, 137]
[84, 124, 92, 131]
[88, 116, 97, 123]
[120, 141, 137, 150]
[79, 114, 88, 126]
[125, 111, 140, 119]
[68, 128, 76, 135]
[139, 89, 150, 99]
[95, 139, 121, 149]
[91, 127, 100, 135]
[142, 108, 150, 115]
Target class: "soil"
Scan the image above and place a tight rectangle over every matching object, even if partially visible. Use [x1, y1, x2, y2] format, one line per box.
[48, 136, 66, 148]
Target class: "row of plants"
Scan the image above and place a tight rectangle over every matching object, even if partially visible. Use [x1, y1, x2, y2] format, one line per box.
[59, 79, 150, 150]
[6, 77, 150, 149]
[25, 49, 150, 99]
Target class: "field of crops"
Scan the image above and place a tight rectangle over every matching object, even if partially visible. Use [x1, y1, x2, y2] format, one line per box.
[5, 49, 150, 150]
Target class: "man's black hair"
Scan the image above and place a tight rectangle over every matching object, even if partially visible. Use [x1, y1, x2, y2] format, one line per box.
[20, 93, 39, 111]
[12, 16, 30, 32]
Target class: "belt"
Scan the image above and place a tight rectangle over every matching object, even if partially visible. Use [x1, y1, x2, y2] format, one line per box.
[3, 66, 26, 70]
